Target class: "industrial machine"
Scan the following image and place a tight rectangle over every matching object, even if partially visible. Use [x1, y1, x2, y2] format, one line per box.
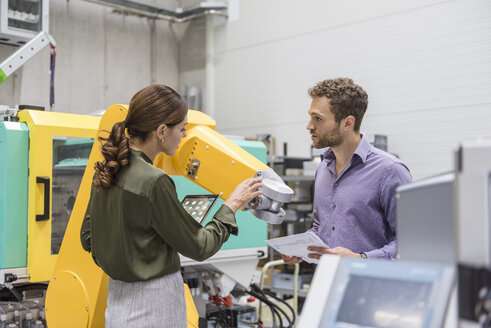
[397, 138, 491, 327]
[454, 138, 491, 327]
[0, 104, 293, 327]
[397, 172, 456, 264]
[0, 107, 97, 328]
[297, 255, 456, 328]
[0, 0, 55, 88]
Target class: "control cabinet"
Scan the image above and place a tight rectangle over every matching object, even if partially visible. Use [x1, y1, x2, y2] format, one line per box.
[0, 0, 49, 45]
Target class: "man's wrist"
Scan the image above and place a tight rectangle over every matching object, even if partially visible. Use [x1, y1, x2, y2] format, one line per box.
[359, 252, 368, 259]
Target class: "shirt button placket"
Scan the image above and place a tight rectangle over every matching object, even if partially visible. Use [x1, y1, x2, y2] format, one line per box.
[331, 179, 337, 237]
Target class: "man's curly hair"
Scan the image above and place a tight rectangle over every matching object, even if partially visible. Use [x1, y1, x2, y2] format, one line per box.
[308, 78, 368, 132]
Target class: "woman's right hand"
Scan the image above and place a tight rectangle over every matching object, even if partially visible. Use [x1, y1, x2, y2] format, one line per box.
[224, 177, 263, 213]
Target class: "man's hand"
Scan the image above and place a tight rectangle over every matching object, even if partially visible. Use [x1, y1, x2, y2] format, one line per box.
[280, 253, 303, 264]
[307, 246, 362, 260]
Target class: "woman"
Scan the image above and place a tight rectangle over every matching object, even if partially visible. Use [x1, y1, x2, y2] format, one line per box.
[80, 84, 262, 327]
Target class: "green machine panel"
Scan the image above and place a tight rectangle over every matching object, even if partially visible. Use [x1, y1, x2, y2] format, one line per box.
[0, 122, 29, 268]
[173, 138, 268, 250]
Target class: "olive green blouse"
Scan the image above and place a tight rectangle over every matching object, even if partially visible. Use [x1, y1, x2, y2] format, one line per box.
[80, 149, 238, 282]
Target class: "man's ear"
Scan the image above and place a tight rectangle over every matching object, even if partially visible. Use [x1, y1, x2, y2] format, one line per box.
[344, 115, 355, 130]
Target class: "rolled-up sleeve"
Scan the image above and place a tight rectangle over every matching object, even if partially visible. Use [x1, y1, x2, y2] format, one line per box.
[149, 174, 238, 262]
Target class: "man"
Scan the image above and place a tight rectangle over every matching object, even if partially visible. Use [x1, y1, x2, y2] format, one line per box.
[282, 78, 411, 263]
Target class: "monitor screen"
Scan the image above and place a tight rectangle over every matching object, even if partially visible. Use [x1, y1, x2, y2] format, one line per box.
[181, 194, 219, 224]
[336, 275, 432, 328]
[308, 258, 455, 328]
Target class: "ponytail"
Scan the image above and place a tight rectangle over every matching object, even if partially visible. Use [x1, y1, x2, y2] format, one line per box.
[93, 84, 187, 189]
[93, 121, 130, 189]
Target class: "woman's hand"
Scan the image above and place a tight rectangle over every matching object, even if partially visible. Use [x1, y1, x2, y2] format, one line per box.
[224, 178, 263, 213]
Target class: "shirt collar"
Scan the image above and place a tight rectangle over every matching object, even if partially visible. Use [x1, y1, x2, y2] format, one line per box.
[320, 148, 335, 163]
[130, 148, 153, 164]
[353, 135, 370, 164]
[319, 135, 371, 164]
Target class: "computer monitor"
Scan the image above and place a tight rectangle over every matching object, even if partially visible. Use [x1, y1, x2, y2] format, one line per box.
[397, 172, 455, 264]
[297, 255, 455, 328]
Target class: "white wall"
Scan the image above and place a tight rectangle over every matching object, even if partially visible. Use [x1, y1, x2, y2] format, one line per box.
[210, 0, 491, 179]
[1, 0, 490, 179]
[0, 0, 180, 114]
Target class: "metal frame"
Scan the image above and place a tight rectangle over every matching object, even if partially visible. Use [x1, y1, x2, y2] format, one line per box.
[0, 30, 55, 84]
[180, 247, 267, 266]
[259, 259, 300, 323]
[83, 0, 228, 22]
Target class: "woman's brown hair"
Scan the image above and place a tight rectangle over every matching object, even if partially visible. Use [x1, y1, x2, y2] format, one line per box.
[93, 84, 188, 189]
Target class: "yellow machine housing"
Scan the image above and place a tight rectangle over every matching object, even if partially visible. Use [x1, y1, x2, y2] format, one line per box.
[17, 110, 100, 284]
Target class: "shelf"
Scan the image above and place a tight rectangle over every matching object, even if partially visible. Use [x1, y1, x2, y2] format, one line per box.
[8, 11, 40, 24]
[281, 175, 314, 182]
[262, 285, 309, 298]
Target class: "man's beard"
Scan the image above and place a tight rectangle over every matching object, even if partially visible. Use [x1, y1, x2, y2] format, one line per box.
[312, 124, 343, 149]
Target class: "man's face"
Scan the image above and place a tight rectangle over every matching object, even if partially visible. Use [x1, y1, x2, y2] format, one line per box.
[306, 97, 343, 149]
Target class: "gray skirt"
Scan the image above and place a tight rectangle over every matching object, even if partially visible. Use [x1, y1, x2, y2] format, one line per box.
[105, 271, 187, 328]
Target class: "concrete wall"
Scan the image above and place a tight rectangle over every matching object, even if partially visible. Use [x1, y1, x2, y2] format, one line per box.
[0, 0, 180, 114]
[178, 17, 207, 111]
[210, 0, 491, 179]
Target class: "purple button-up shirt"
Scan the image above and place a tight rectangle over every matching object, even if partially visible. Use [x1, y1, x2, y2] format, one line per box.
[309, 136, 412, 260]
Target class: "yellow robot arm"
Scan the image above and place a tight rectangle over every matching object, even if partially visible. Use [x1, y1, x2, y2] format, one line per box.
[154, 109, 269, 199]
[155, 109, 294, 223]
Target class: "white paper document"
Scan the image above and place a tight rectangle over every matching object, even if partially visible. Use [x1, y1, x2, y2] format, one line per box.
[266, 231, 329, 264]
